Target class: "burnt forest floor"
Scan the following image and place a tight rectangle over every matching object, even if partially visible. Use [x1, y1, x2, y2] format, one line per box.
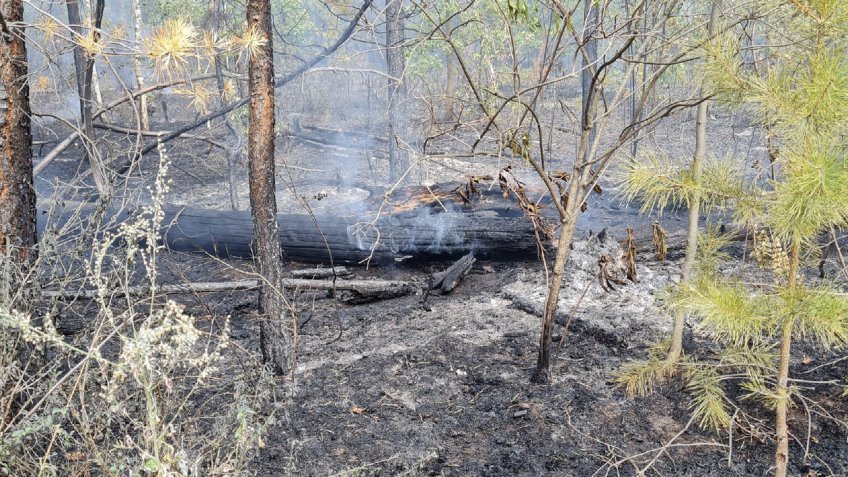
[154, 247, 848, 477]
[31, 97, 848, 476]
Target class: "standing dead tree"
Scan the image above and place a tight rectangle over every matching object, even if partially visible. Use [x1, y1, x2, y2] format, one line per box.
[0, 0, 37, 301]
[246, 0, 290, 375]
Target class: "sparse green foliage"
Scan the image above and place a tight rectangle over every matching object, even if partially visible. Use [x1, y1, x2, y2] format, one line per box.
[685, 364, 731, 432]
[683, 1, 848, 474]
[768, 140, 848, 240]
[615, 339, 675, 397]
[614, 153, 749, 216]
[616, 1, 848, 473]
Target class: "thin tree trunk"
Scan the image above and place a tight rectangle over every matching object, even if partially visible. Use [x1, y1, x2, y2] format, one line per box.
[65, 0, 107, 195]
[444, 47, 455, 121]
[385, 0, 409, 182]
[530, 203, 579, 384]
[626, 0, 638, 157]
[531, 0, 602, 381]
[666, 0, 722, 366]
[132, 0, 149, 130]
[80, 0, 102, 109]
[91, 64, 102, 108]
[774, 237, 799, 477]
[247, 0, 290, 375]
[579, 0, 598, 165]
[532, 47, 600, 383]
[634, 0, 649, 152]
[213, 0, 240, 210]
[85, 0, 106, 194]
[0, 0, 38, 298]
[774, 317, 793, 477]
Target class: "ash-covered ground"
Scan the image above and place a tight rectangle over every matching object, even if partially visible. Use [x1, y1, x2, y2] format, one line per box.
[32, 92, 848, 475]
[146, 233, 846, 476]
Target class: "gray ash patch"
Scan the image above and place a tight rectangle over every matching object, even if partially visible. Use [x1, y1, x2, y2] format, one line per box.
[502, 232, 677, 345]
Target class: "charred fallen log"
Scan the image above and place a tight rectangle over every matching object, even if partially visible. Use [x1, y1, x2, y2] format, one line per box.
[159, 207, 540, 263]
[289, 120, 388, 152]
[37, 202, 543, 264]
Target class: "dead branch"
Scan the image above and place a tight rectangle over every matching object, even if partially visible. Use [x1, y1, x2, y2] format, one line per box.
[42, 277, 413, 300]
[93, 122, 228, 150]
[33, 74, 218, 176]
[291, 266, 352, 279]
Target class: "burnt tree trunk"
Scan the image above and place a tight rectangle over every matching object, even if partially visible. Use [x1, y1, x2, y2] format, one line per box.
[0, 0, 37, 300]
[38, 203, 543, 264]
[385, 0, 408, 182]
[247, 0, 290, 375]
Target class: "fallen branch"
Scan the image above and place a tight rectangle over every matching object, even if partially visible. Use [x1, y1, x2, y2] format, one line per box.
[290, 121, 388, 151]
[291, 266, 352, 279]
[43, 279, 261, 299]
[42, 277, 413, 300]
[93, 122, 228, 150]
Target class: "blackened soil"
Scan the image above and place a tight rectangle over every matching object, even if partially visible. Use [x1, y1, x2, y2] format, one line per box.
[34, 103, 847, 477]
[163, 258, 846, 477]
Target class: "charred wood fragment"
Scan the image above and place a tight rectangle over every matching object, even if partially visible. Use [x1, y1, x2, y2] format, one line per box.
[42, 278, 414, 302]
[429, 252, 475, 294]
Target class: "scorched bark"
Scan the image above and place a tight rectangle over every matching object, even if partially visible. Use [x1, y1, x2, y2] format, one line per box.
[247, 0, 290, 375]
[0, 0, 37, 289]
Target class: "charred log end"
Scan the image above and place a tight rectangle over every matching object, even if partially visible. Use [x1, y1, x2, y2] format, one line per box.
[430, 252, 475, 294]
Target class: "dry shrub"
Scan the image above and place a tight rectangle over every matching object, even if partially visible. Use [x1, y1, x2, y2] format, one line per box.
[0, 145, 274, 476]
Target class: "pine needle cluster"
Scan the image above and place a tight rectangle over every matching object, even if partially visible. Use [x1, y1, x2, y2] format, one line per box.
[613, 152, 749, 216]
[146, 17, 199, 78]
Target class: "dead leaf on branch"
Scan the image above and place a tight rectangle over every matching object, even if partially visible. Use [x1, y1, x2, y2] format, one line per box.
[652, 221, 667, 262]
[624, 227, 637, 283]
[550, 170, 571, 182]
[598, 255, 627, 292]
